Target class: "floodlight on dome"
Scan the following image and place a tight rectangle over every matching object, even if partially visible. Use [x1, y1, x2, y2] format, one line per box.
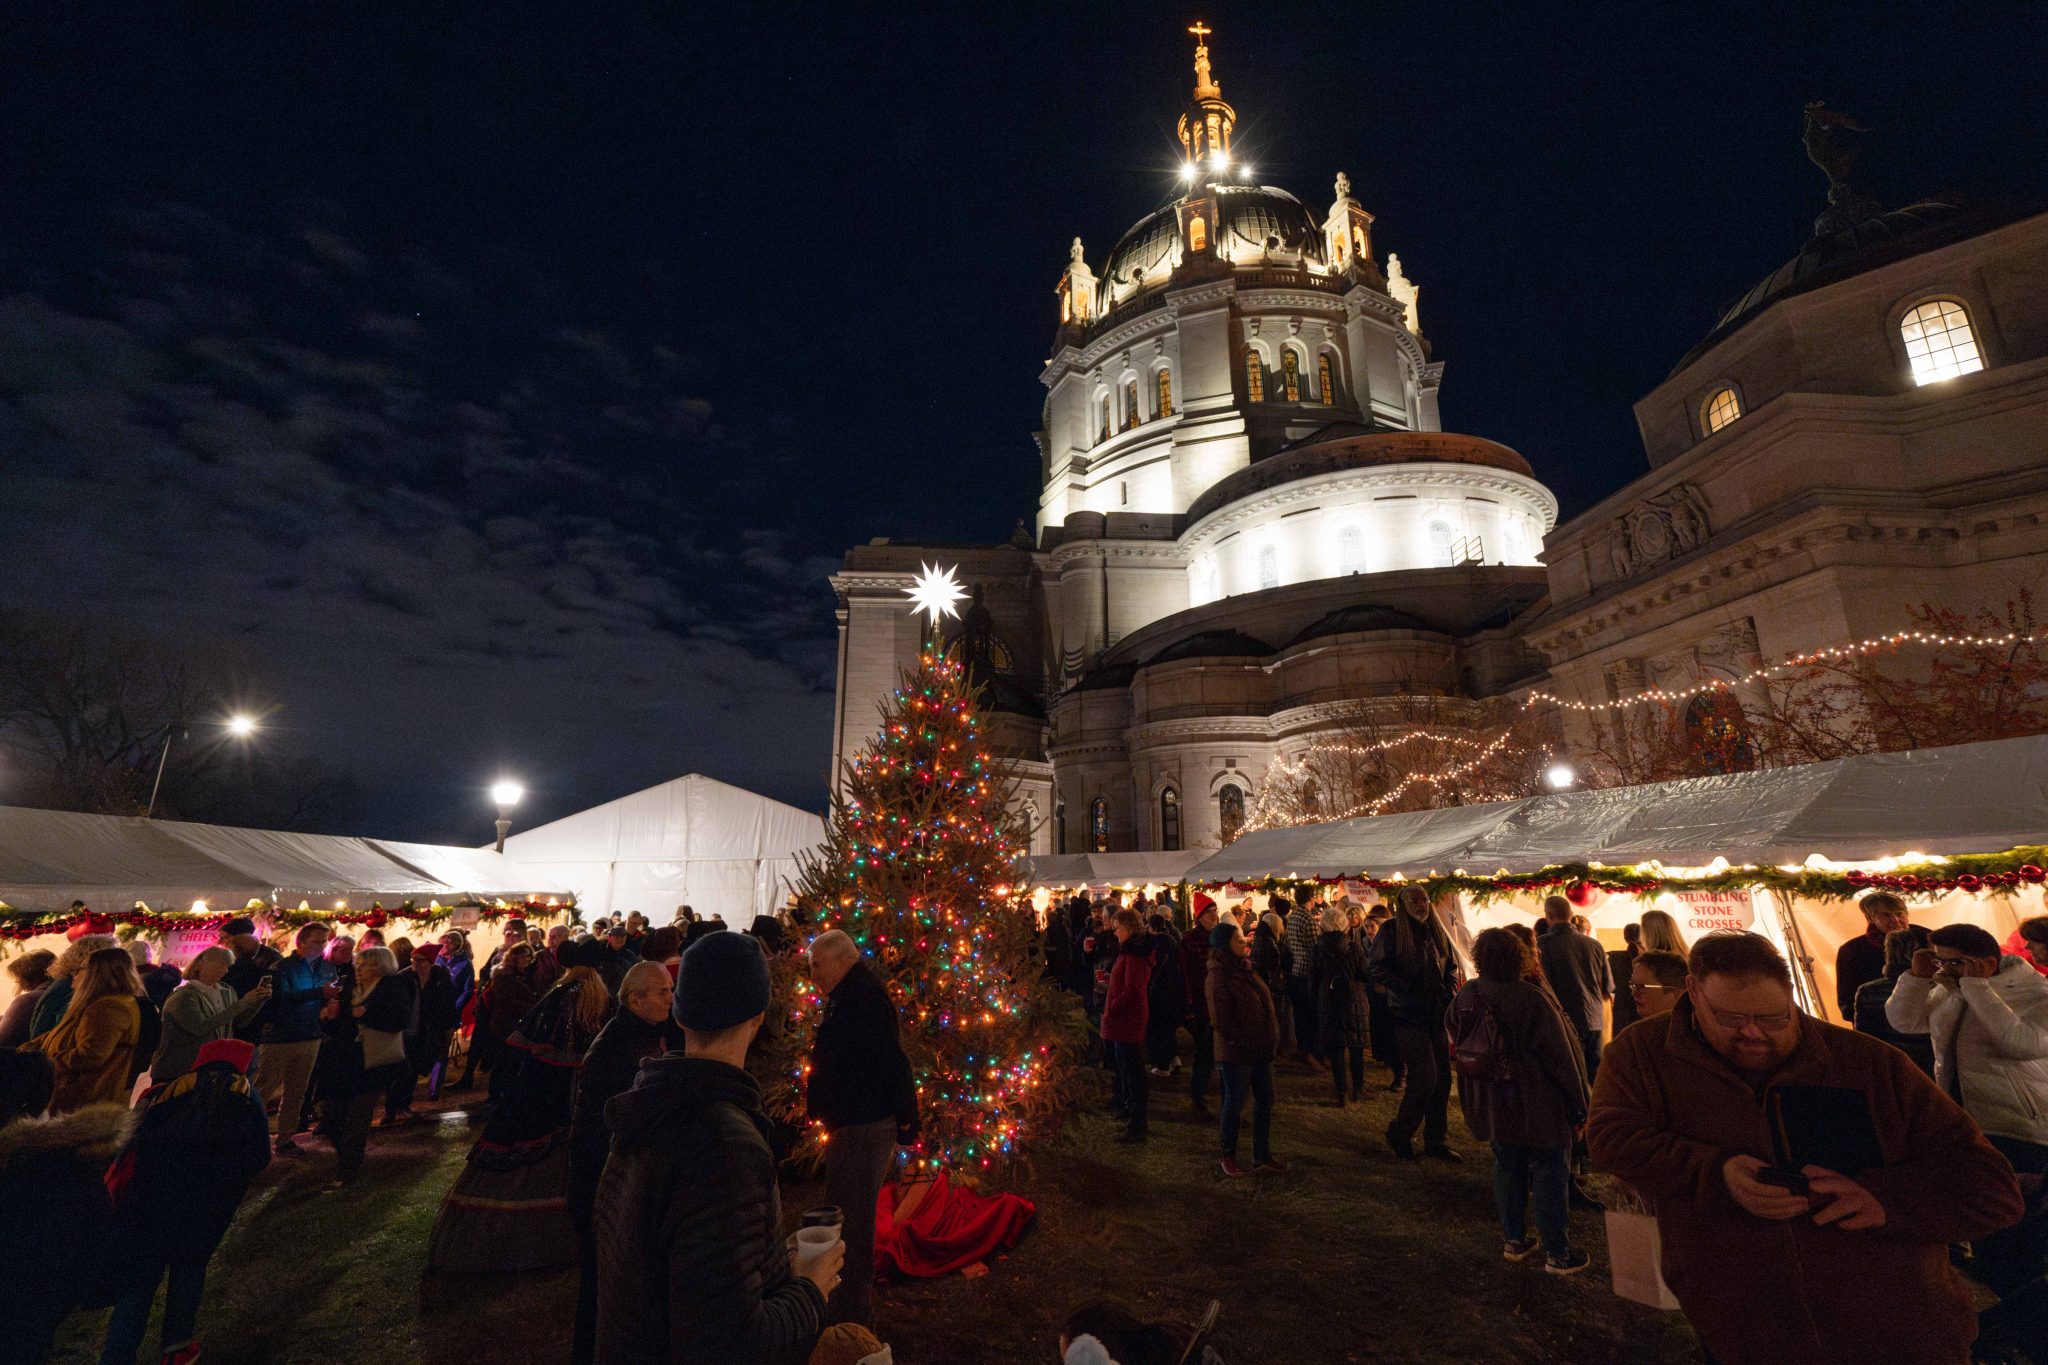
[225, 714, 258, 737]
[1543, 762, 1577, 791]
[491, 780, 525, 810]
[1208, 151, 1228, 171]
[1178, 162, 1198, 181]
[1239, 164, 1254, 180]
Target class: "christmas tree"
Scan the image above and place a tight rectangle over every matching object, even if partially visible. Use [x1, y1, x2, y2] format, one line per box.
[769, 637, 1081, 1176]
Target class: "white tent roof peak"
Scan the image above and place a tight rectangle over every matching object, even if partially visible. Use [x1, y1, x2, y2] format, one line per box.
[498, 772, 824, 923]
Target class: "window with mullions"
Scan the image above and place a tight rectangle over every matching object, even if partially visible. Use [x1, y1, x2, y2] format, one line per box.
[1089, 797, 1110, 853]
[1098, 395, 1110, 443]
[1124, 379, 1140, 430]
[1900, 299, 1984, 386]
[1244, 351, 1264, 402]
[1282, 351, 1302, 401]
[1159, 788, 1181, 851]
[1317, 353, 1335, 402]
[1700, 386, 1741, 435]
[1055, 800, 1067, 855]
[1157, 368, 1174, 418]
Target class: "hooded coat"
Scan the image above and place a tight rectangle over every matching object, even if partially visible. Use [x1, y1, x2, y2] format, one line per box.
[1205, 952, 1278, 1064]
[592, 1054, 824, 1365]
[1884, 954, 2048, 1145]
[1589, 998, 2023, 1365]
[0, 1103, 131, 1359]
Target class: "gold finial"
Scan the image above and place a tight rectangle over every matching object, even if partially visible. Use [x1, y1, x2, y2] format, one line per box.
[1189, 22, 1220, 99]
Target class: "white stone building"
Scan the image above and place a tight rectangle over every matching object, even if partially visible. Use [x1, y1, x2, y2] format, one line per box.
[829, 37, 2048, 858]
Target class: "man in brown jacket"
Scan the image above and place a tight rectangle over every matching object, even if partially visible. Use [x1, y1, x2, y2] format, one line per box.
[1590, 930, 2022, 1365]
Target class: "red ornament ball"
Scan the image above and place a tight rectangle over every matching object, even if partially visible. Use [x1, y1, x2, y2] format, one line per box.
[1958, 874, 1983, 892]
[1844, 870, 1869, 886]
[364, 909, 388, 930]
[2019, 864, 2045, 884]
[1565, 881, 1599, 908]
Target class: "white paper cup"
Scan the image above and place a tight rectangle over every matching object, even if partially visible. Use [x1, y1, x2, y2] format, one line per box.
[794, 1225, 841, 1270]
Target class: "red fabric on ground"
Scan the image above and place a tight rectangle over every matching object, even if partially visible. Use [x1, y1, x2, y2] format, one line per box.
[873, 1172, 1035, 1279]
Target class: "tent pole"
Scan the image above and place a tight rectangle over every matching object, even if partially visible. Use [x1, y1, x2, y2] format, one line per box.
[1771, 889, 1824, 1020]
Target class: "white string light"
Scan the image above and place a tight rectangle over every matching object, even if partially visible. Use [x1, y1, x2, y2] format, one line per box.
[1524, 627, 2048, 715]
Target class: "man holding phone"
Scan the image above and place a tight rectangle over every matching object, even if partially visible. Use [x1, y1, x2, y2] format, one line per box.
[1589, 931, 2021, 1365]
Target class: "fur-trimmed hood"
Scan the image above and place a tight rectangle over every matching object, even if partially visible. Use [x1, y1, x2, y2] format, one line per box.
[0, 1103, 134, 1171]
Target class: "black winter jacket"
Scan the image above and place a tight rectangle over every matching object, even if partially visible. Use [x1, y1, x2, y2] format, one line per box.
[0, 1103, 129, 1356]
[1447, 978, 1589, 1147]
[806, 961, 917, 1135]
[1369, 917, 1458, 1028]
[570, 1007, 680, 1176]
[593, 1055, 824, 1365]
[106, 1062, 271, 1279]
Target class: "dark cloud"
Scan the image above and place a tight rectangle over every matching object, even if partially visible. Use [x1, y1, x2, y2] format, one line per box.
[0, 203, 835, 840]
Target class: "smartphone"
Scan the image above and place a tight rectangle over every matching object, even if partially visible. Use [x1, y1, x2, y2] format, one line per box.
[1756, 1167, 1811, 1196]
[260, 972, 276, 990]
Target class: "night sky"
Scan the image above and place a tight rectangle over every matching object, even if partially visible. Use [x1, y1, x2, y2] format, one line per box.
[1, 2, 2041, 841]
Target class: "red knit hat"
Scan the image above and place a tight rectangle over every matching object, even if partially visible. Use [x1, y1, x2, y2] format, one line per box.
[410, 942, 442, 963]
[195, 1038, 256, 1073]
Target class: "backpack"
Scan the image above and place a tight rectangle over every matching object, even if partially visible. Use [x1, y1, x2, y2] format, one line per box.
[1451, 990, 1514, 1082]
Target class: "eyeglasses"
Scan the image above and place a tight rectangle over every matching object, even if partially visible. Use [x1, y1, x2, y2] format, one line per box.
[1629, 982, 1679, 995]
[1931, 955, 1973, 971]
[1702, 1005, 1796, 1032]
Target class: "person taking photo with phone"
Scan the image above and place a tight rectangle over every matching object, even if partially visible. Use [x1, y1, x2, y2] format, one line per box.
[1589, 930, 2022, 1365]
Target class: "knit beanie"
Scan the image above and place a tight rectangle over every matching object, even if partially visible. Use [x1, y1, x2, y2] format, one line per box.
[674, 929, 771, 1031]
[1209, 923, 1238, 951]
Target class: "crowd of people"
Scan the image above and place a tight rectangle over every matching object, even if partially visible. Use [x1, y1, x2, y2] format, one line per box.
[1043, 881, 2048, 1362]
[4, 882, 2046, 1364]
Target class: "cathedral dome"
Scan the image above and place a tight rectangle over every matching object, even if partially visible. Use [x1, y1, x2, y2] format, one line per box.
[1183, 429, 1537, 528]
[1101, 184, 1328, 299]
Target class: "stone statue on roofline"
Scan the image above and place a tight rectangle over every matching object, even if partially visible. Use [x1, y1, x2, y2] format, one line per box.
[1802, 101, 1881, 237]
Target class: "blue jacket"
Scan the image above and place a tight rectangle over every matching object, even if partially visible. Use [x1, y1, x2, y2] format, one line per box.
[267, 953, 337, 1043]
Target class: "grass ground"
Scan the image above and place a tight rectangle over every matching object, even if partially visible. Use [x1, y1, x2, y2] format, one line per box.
[52, 1058, 1701, 1364]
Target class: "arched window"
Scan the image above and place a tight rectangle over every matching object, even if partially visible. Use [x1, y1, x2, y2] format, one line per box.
[1338, 523, 1367, 575]
[1352, 226, 1367, 259]
[1700, 386, 1741, 435]
[1244, 351, 1264, 402]
[1159, 788, 1181, 852]
[1426, 518, 1455, 567]
[1282, 350, 1302, 401]
[1317, 353, 1336, 402]
[1123, 379, 1139, 429]
[1257, 543, 1279, 589]
[1218, 784, 1245, 842]
[1055, 800, 1067, 855]
[1188, 215, 1207, 252]
[1156, 368, 1173, 418]
[1089, 797, 1110, 853]
[1900, 299, 1984, 386]
[1682, 692, 1757, 775]
[1098, 395, 1110, 443]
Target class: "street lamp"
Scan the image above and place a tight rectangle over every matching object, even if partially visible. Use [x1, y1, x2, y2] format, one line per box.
[1543, 761, 1577, 791]
[491, 779, 524, 853]
[145, 713, 262, 819]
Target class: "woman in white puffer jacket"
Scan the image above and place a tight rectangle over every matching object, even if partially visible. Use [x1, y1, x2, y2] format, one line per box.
[1885, 922, 2048, 1149]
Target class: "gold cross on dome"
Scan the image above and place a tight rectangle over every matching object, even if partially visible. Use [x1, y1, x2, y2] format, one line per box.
[1188, 22, 1211, 41]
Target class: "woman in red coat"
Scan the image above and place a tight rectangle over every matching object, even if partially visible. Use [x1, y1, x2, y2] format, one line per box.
[1099, 909, 1152, 1143]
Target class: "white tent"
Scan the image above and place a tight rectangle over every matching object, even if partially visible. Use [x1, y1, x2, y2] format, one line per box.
[0, 804, 568, 915]
[499, 773, 824, 926]
[1191, 734, 2048, 883]
[1024, 851, 1207, 892]
[1188, 734, 2048, 1019]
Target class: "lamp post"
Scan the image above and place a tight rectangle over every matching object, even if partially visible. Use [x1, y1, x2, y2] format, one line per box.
[491, 779, 524, 854]
[146, 713, 260, 819]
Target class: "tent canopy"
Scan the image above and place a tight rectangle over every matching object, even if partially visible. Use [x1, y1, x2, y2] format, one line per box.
[1189, 733, 2048, 884]
[1023, 851, 1207, 891]
[499, 773, 824, 925]
[0, 804, 570, 915]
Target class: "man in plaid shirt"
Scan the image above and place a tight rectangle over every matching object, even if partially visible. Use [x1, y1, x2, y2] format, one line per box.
[1282, 893, 1323, 1067]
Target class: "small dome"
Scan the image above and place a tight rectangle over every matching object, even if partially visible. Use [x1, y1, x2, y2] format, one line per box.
[1101, 184, 1326, 296]
[1146, 629, 1273, 665]
[1676, 196, 2042, 372]
[1284, 604, 1434, 647]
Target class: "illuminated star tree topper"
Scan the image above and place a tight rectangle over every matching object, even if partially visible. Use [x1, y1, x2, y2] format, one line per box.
[903, 561, 968, 623]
